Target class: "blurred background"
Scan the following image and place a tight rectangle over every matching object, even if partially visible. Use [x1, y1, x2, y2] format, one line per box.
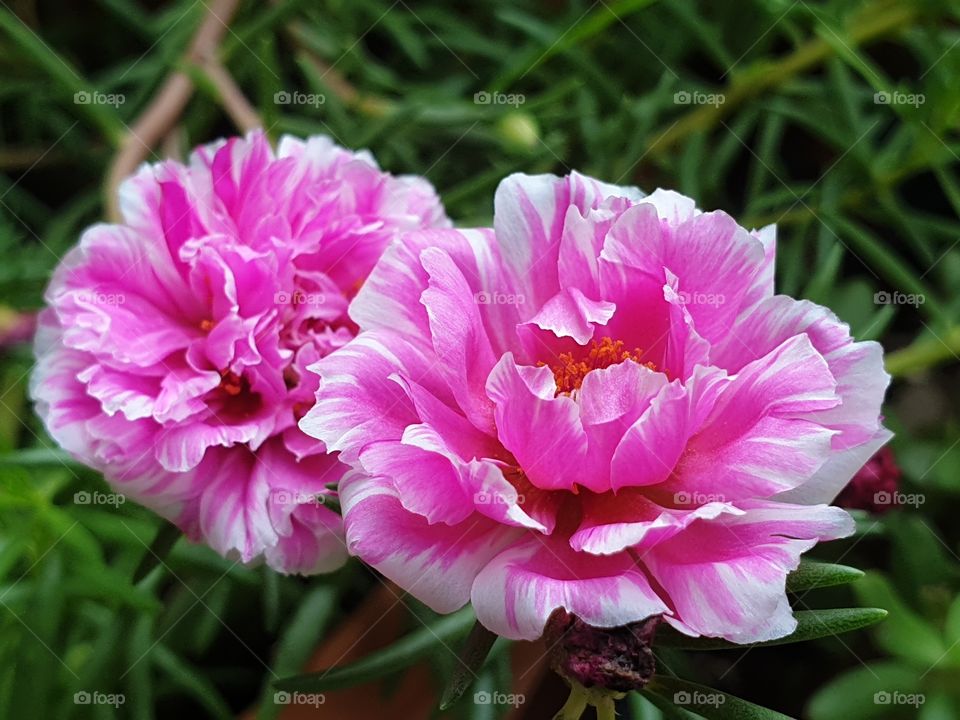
[1, 0, 959, 718]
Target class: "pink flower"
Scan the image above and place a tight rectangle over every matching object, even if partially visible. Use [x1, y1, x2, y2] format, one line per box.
[31, 131, 449, 574]
[300, 172, 891, 640]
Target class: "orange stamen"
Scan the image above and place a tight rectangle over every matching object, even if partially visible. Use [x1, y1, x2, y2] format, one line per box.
[541, 337, 654, 394]
[219, 370, 245, 396]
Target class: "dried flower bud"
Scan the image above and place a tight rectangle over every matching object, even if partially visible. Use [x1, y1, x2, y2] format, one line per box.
[544, 609, 661, 693]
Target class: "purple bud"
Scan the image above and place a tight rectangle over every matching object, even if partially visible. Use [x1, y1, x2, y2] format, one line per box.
[544, 609, 660, 693]
[835, 446, 901, 514]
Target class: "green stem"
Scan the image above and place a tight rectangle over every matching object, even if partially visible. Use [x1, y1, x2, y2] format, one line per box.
[554, 684, 589, 720]
[886, 326, 960, 377]
[596, 696, 617, 720]
[647, 0, 917, 157]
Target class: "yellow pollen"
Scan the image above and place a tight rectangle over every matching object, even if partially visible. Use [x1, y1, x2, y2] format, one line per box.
[541, 337, 654, 394]
[199, 319, 214, 332]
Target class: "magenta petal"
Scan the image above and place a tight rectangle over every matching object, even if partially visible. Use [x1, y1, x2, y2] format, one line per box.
[521, 287, 616, 346]
[359, 429, 472, 526]
[666, 335, 840, 500]
[471, 537, 670, 641]
[570, 491, 744, 556]
[341, 471, 518, 613]
[486, 354, 588, 492]
[495, 172, 642, 311]
[713, 295, 890, 501]
[644, 500, 853, 642]
[420, 246, 498, 432]
[299, 330, 435, 463]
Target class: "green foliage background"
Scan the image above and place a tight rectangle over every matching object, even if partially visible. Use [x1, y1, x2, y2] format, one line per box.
[1, 0, 959, 718]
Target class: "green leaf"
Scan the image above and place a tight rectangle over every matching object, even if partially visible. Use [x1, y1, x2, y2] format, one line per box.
[853, 573, 944, 665]
[919, 693, 960, 720]
[786, 560, 864, 592]
[657, 607, 887, 650]
[439, 620, 499, 710]
[152, 645, 233, 720]
[807, 661, 922, 720]
[257, 587, 337, 720]
[943, 592, 960, 662]
[132, 521, 180, 583]
[0, 447, 83, 467]
[645, 676, 795, 719]
[274, 606, 476, 693]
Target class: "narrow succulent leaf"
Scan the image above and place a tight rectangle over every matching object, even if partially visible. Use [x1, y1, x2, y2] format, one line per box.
[439, 620, 499, 710]
[645, 676, 795, 719]
[657, 608, 888, 650]
[274, 606, 476, 693]
[132, 521, 181, 583]
[786, 560, 864, 592]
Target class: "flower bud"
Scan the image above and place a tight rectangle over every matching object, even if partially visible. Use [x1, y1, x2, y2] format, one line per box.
[835, 446, 901, 514]
[544, 609, 660, 693]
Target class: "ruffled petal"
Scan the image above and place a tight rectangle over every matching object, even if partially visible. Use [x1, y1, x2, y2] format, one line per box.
[341, 471, 518, 613]
[644, 500, 853, 642]
[660, 335, 840, 501]
[471, 537, 670, 641]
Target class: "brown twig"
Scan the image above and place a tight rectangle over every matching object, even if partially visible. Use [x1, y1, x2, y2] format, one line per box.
[284, 20, 394, 118]
[104, 0, 243, 222]
[202, 57, 262, 132]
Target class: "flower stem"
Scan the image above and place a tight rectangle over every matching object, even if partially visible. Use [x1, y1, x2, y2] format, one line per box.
[596, 696, 617, 720]
[647, 0, 917, 158]
[554, 684, 589, 720]
[885, 326, 960, 377]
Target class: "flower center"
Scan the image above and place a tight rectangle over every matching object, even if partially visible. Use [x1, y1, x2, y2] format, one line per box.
[543, 337, 653, 394]
[219, 370, 246, 396]
[210, 369, 262, 418]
